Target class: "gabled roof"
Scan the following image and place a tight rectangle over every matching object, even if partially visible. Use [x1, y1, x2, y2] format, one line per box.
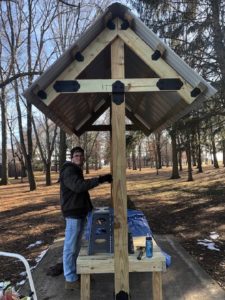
[23, 2, 217, 136]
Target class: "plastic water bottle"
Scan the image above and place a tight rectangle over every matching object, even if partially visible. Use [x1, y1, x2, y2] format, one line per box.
[146, 236, 153, 258]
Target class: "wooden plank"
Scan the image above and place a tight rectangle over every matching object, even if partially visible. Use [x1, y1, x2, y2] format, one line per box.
[152, 272, 163, 300]
[118, 24, 196, 104]
[76, 98, 110, 136]
[84, 124, 140, 131]
[50, 78, 183, 94]
[77, 237, 166, 274]
[133, 236, 161, 253]
[111, 34, 129, 297]
[77, 253, 165, 274]
[80, 274, 90, 300]
[125, 105, 151, 135]
[42, 27, 118, 106]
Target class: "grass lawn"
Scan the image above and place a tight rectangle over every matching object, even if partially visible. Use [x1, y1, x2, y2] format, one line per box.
[0, 164, 224, 290]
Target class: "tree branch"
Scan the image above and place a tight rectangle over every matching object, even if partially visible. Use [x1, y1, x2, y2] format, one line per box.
[0, 71, 42, 88]
[58, 0, 80, 8]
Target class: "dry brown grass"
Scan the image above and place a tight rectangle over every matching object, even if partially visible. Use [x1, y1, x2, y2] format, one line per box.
[0, 165, 225, 289]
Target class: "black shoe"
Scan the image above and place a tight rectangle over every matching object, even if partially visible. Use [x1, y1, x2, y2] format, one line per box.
[46, 262, 63, 276]
[65, 280, 80, 290]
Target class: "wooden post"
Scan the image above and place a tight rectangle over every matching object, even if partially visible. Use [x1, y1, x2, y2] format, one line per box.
[80, 274, 90, 300]
[111, 35, 129, 298]
[152, 272, 163, 300]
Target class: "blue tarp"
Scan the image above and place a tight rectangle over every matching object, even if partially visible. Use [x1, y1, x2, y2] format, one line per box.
[127, 209, 152, 237]
[85, 207, 171, 267]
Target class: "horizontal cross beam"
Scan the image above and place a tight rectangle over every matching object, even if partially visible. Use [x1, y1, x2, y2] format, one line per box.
[45, 78, 183, 95]
[84, 124, 139, 131]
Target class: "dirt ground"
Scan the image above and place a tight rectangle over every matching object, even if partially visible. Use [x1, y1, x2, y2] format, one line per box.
[0, 165, 225, 292]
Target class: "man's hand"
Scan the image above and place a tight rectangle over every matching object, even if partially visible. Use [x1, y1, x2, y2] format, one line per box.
[99, 174, 113, 184]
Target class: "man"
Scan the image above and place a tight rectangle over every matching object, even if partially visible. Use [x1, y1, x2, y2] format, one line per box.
[60, 146, 112, 290]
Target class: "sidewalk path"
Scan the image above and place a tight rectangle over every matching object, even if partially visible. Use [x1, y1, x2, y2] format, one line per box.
[20, 235, 225, 300]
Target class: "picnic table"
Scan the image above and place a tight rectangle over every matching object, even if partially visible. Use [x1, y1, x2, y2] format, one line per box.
[77, 208, 167, 300]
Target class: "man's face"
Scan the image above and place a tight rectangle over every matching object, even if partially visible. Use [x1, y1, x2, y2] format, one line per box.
[71, 151, 84, 167]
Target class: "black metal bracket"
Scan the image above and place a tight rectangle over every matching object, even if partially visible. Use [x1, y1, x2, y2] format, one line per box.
[121, 19, 129, 30]
[116, 291, 130, 300]
[75, 52, 84, 62]
[107, 19, 115, 30]
[191, 87, 201, 97]
[37, 90, 47, 100]
[112, 80, 125, 105]
[53, 80, 80, 92]
[152, 49, 161, 61]
[157, 78, 183, 90]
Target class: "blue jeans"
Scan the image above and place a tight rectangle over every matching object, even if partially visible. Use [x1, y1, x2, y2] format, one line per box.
[63, 217, 86, 282]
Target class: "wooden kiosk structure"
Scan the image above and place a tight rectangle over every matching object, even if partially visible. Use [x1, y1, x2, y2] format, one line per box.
[24, 3, 216, 299]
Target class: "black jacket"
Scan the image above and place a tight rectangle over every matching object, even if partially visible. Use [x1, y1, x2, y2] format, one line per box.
[60, 162, 99, 218]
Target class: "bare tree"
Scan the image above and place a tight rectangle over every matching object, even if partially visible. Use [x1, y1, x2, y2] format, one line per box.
[7, 115, 19, 179]
[11, 0, 59, 190]
[33, 115, 58, 185]
[0, 0, 24, 184]
[170, 126, 180, 179]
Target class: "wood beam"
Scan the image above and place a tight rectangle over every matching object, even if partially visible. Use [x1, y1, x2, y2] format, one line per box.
[50, 78, 184, 94]
[118, 23, 196, 104]
[152, 272, 163, 300]
[111, 36, 129, 297]
[125, 105, 151, 136]
[39, 27, 118, 106]
[81, 274, 90, 300]
[76, 99, 110, 136]
[84, 124, 139, 131]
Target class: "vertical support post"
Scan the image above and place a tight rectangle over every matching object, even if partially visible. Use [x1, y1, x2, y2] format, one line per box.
[110, 103, 113, 208]
[81, 274, 90, 300]
[152, 272, 163, 300]
[111, 35, 129, 298]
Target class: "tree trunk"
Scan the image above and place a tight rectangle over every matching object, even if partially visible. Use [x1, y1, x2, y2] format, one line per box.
[0, 91, 8, 185]
[155, 132, 162, 169]
[99, 155, 102, 169]
[165, 141, 169, 167]
[25, 0, 36, 190]
[26, 154, 36, 189]
[210, 0, 225, 98]
[138, 144, 142, 171]
[185, 135, 193, 181]
[8, 121, 18, 179]
[197, 143, 203, 173]
[177, 135, 182, 171]
[170, 129, 180, 179]
[223, 140, 225, 167]
[15, 77, 36, 190]
[211, 134, 219, 168]
[132, 149, 137, 170]
[191, 137, 197, 167]
[94, 152, 98, 170]
[178, 149, 182, 171]
[21, 162, 27, 178]
[127, 156, 131, 169]
[27, 102, 33, 160]
[196, 123, 203, 173]
[46, 161, 51, 186]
